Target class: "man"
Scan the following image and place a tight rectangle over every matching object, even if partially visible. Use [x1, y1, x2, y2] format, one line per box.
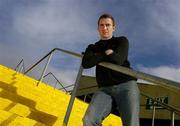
[82, 13, 140, 126]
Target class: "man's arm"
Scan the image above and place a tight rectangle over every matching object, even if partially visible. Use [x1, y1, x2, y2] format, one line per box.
[107, 37, 129, 65]
[82, 44, 106, 69]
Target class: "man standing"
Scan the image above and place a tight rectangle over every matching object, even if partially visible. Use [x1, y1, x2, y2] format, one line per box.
[82, 13, 140, 126]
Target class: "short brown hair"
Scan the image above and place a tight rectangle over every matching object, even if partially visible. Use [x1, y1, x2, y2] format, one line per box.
[98, 13, 115, 26]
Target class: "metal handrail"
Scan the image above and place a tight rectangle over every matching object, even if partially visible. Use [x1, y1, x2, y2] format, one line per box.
[99, 62, 180, 91]
[20, 48, 180, 126]
[141, 92, 180, 126]
[43, 72, 67, 91]
[141, 92, 180, 115]
[24, 48, 81, 74]
[24, 48, 81, 86]
[24, 48, 180, 91]
[60, 84, 74, 90]
[63, 65, 83, 126]
[14, 59, 25, 73]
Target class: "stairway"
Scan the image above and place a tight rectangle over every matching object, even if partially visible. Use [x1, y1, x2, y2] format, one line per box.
[0, 65, 122, 126]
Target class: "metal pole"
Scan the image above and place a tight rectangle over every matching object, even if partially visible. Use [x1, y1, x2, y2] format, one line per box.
[62, 64, 83, 126]
[22, 60, 25, 74]
[84, 95, 87, 102]
[54, 80, 58, 89]
[15, 59, 23, 71]
[171, 111, 175, 126]
[152, 102, 156, 126]
[45, 74, 50, 85]
[20, 64, 24, 73]
[37, 52, 53, 86]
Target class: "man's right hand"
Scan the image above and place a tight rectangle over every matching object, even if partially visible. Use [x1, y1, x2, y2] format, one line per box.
[105, 49, 114, 55]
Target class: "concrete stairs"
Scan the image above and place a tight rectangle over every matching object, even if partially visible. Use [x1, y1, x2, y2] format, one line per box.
[0, 65, 121, 126]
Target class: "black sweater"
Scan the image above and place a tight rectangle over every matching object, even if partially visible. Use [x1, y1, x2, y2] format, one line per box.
[82, 36, 136, 87]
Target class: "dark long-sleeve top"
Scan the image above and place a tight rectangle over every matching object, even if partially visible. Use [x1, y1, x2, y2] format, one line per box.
[82, 36, 136, 87]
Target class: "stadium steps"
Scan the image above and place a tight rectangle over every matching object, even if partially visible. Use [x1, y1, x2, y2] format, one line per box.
[0, 109, 46, 126]
[0, 65, 122, 126]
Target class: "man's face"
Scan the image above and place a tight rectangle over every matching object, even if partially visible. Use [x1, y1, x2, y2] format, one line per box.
[98, 18, 115, 40]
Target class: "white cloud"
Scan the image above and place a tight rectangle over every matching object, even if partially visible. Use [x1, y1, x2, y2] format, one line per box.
[137, 65, 180, 83]
[149, 2, 180, 50]
[1, 0, 180, 84]
[0, 0, 99, 68]
[12, 1, 97, 47]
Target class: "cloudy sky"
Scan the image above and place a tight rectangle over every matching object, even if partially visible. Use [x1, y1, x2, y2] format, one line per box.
[0, 0, 180, 87]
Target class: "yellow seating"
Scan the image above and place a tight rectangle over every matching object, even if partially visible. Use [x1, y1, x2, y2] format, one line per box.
[0, 65, 122, 126]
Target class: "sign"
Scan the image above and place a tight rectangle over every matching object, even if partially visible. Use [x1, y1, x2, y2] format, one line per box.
[146, 96, 168, 110]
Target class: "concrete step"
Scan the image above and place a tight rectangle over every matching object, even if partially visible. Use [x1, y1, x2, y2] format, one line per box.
[0, 109, 46, 126]
[0, 65, 122, 126]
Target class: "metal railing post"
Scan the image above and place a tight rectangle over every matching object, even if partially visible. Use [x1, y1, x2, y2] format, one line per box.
[37, 52, 53, 86]
[54, 80, 58, 89]
[43, 72, 68, 92]
[171, 111, 175, 126]
[152, 102, 156, 126]
[46, 75, 50, 85]
[15, 59, 25, 73]
[20, 62, 24, 73]
[62, 64, 83, 126]
[84, 95, 87, 102]
[15, 59, 23, 71]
